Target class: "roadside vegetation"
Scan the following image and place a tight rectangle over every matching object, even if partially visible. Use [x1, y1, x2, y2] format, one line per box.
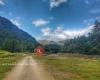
[0, 50, 23, 80]
[35, 54, 100, 80]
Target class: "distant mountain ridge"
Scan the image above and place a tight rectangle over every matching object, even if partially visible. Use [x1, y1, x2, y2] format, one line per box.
[0, 16, 38, 52]
[39, 39, 64, 46]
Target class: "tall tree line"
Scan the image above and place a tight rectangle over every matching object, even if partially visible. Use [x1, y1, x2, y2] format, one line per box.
[62, 20, 100, 55]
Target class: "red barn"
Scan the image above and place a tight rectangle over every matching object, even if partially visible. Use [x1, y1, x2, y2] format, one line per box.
[34, 46, 45, 56]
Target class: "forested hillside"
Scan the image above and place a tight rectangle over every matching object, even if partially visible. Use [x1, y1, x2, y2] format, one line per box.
[62, 20, 100, 55]
[0, 16, 38, 52]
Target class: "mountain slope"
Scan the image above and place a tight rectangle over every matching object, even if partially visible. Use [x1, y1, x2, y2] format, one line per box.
[0, 16, 38, 52]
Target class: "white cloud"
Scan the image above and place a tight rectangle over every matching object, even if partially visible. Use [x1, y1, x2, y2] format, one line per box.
[32, 19, 50, 27]
[0, 0, 4, 6]
[11, 19, 21, 28]
[55, 27, 63, 33]
[62, 25, 93, 39]
[41, 27, 51, 36]
[41, 25, 94, 41]
[50, 0, 68, 9]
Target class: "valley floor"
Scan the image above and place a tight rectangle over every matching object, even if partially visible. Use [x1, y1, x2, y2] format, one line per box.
[1, 52, 100, 80]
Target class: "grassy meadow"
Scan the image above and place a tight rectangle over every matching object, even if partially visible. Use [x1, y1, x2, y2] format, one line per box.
[35, 54, 100, 80]
[0, 50, 23, 80]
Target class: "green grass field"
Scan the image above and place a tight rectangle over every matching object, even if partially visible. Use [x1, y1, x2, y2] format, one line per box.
[0, 50, 23, 80]
[1, 51, 100, 80]
[35, 54, 100, 80]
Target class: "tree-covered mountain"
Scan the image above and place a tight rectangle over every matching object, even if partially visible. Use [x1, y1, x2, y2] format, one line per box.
[0, 16, 38, 52]
[43, 41, 61, 53]
[62, 20, 100, 55]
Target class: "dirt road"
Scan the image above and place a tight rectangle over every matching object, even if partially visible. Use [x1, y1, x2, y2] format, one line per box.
[3, 56, 55, 80]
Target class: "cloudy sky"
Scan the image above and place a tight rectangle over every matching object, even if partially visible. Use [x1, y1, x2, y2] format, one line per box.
[0, 0, 100, 40]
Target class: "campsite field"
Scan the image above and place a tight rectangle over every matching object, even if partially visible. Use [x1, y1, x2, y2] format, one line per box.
[0, 51, 23, 80]
[35, 54, 100, 80]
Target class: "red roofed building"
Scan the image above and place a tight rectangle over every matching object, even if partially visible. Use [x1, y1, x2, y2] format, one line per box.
[34, 46, 45, 56]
